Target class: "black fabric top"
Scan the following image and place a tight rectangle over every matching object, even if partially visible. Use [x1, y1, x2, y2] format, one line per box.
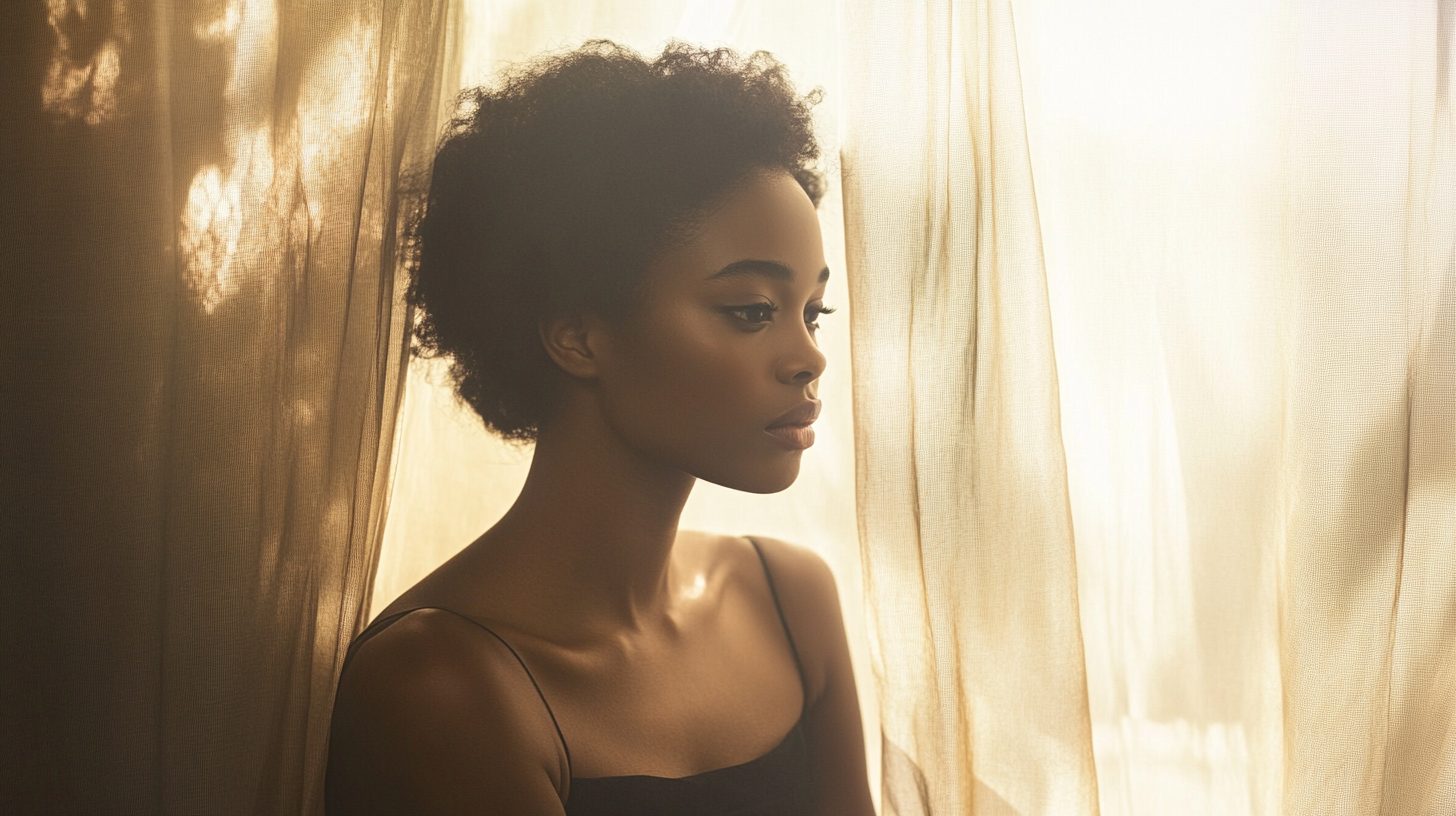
[339, 537, 816, 816]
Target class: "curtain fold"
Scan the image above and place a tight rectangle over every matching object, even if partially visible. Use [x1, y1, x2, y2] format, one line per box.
[839, 1, 1100, 814]
[844, 0, 1454, 813]
[1280, 1, 1456, 811]
[1011, 1, 1293, 811]
[0, 1, 453, 812]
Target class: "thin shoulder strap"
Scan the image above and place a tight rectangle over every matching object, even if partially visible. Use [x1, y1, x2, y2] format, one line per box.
[746, 537, 809, 704]
[341, 606, 573, 778]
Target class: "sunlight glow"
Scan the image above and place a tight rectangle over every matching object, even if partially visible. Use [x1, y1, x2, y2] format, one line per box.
[42, 0, 126, 126]
[180, 0, 373, 316]
[298, 15, 377, 213]
[177, 0, 281, 315]
[179, 165, 242, 315]
[1018, 1, 1291, 812]
[193, 0, 241, 43]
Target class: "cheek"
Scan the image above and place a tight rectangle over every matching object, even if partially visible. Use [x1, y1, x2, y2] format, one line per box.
[601, 312, 768, 455]
[595, 310, 806, 493]
[621, 317, 756, 423]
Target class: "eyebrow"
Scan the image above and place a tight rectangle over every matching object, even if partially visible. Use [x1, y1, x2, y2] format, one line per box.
[708, 259, 832, 284]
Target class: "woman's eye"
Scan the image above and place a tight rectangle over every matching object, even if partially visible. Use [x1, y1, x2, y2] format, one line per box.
[721, 302, 835, 331]
[724, 303, 778, 326]
[805, 304, 837, 331]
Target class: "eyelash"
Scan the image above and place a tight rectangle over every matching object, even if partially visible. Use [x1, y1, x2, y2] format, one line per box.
[723, 303, 837, 330]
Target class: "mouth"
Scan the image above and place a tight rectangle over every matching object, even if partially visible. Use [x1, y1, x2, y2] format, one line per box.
[765, 399, 821, 450]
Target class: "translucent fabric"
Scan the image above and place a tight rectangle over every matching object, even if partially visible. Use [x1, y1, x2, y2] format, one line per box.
[0, 1, 453, 812]
[839, 1, 1100, 812]
[1014, 0, 1455, 812]
[1277, 2, 1456, 810]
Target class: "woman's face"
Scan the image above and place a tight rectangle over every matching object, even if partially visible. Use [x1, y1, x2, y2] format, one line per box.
[590, 169, 830, 494]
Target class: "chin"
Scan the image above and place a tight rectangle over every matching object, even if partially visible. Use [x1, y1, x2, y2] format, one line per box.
[696, 454, 803, 495]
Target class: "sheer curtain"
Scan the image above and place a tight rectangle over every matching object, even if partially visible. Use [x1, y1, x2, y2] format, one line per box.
[0, 1, 453, 812]
[840, 0, 1099, 813]
[1018, 0, 1455, 812]
[844, 0, 1453, 814]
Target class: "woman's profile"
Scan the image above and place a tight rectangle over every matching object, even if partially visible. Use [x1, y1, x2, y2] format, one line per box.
[325, 40, 874, 815]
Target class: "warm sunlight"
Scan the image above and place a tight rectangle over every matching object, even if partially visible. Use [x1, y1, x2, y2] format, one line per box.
[42, 0, 125, 125]
[1020, 1, 1292, 813]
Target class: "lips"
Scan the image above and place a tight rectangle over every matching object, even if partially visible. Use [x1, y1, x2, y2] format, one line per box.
[767, 399, 821, 429]
[765, 399, 821, 450]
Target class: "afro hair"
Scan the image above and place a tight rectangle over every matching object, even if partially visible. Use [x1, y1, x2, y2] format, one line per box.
[405, 39, 825, 443]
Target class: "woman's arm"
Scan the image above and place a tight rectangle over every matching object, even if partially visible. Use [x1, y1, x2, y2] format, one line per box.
[751, 537, 877, 816]
[326, 609, 569, 816]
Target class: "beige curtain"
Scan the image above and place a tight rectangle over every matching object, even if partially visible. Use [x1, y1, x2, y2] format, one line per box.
[845, 0, 1455, 815]
[1278, 1, 1455, 811]
[839, 0, 1100, 813]
[0, 1, 454, 812]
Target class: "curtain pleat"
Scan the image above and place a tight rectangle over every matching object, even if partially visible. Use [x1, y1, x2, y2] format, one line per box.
[840, 1, 1100, 813]
[0, 1, 453, 812]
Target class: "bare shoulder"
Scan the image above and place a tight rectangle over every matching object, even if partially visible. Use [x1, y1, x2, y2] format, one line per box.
[327, 608, 567, 815]
[737, 536, 875, 816]
[737, 535, 845, 703]
[742, 535, 840, 609]
[337, 609, 541, 716]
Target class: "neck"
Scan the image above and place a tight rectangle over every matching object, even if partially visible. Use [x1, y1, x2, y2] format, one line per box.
[482, 404, 696, 633]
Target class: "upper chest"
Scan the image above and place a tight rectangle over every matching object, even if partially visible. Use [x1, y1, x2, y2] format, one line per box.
[523, 550, 807, 778]
[381, 534, 815, 778]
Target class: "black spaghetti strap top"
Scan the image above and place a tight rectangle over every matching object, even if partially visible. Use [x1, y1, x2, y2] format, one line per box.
[337, 536, 816, 816]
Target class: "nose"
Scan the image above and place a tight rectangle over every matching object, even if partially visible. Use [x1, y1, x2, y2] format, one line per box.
[775, 328, 827, 386]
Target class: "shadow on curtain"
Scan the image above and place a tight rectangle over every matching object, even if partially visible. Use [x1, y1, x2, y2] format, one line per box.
[0, 1, 454, 812]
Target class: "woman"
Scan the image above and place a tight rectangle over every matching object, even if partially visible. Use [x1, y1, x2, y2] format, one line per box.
[326, 40, 874, 816]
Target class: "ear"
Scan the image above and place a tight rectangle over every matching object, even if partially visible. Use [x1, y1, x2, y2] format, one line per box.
[539, 314, 602, 379]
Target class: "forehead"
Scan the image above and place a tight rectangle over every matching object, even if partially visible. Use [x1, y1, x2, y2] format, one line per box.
[645, 170, 827, 289]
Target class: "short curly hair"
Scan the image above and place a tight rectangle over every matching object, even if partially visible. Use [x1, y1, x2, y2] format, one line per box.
[405, 40, 825, 443]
